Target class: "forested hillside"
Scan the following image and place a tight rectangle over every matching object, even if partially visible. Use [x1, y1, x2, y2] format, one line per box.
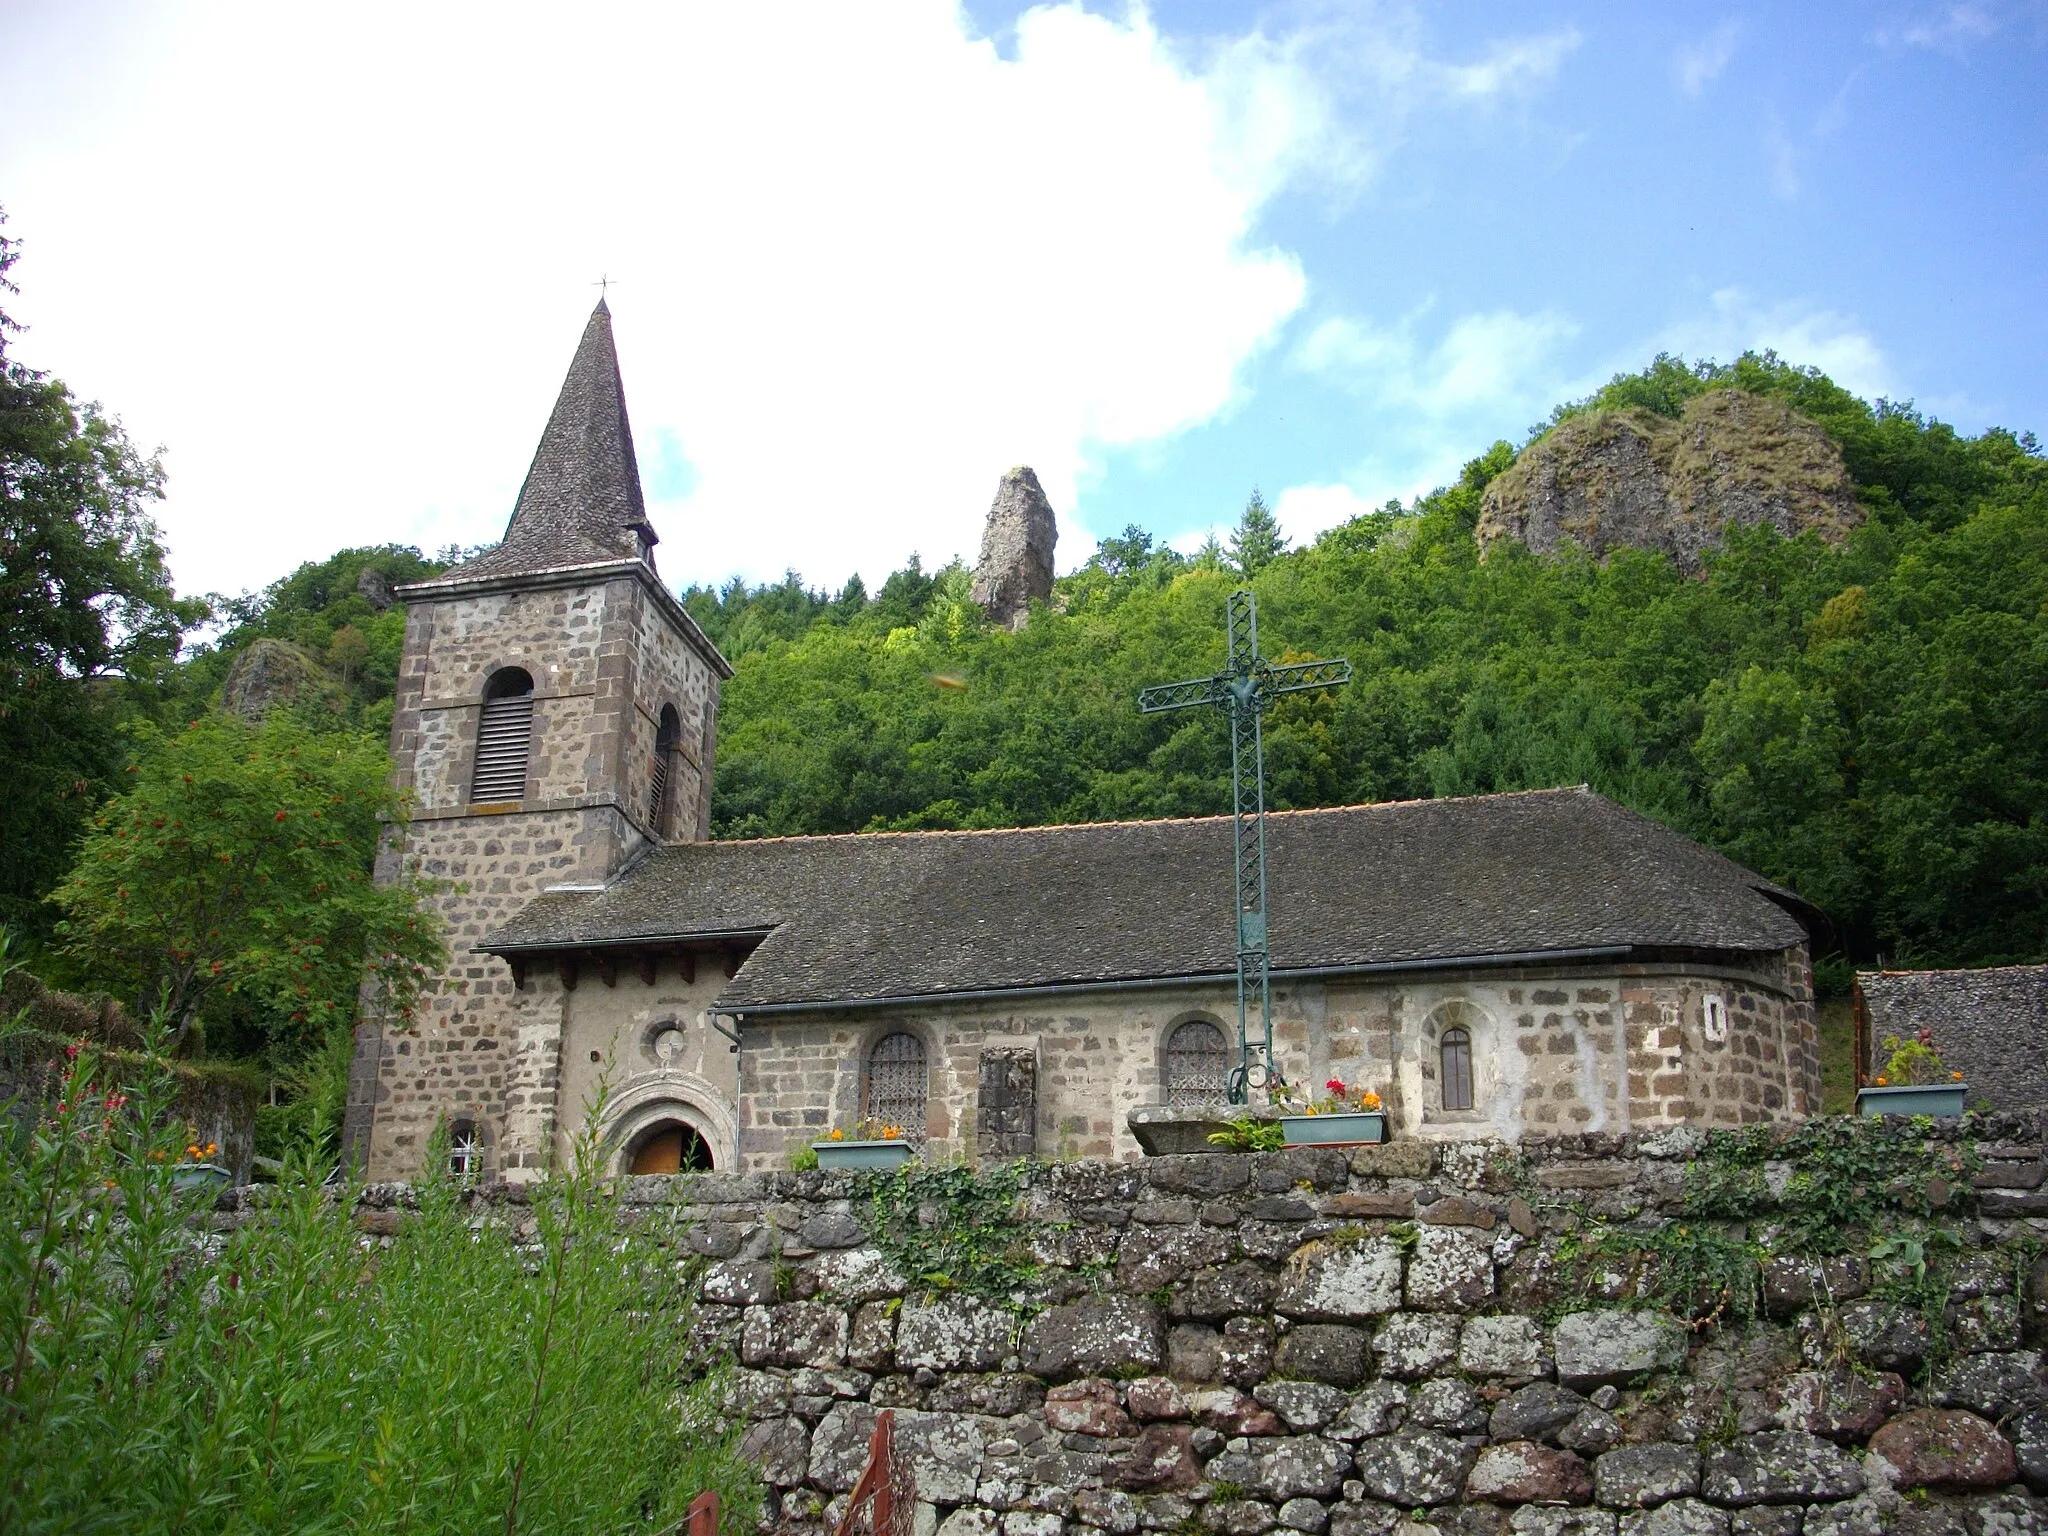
[8, 201, 2044, 1081]
[693, 354, 2046, 976]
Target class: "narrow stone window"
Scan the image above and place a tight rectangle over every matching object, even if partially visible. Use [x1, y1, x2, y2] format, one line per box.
[471, 667, 535, 802]
[1440, 1026, 1475, 1111]
[448, 1119, 482, 1179]
[1166, 1019, 1230, 1106]
[865, 1032, 927, 1139]
[649, 703, 681, 834]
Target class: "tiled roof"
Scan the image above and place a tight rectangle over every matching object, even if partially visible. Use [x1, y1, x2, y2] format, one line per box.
[434, 300, 657, 582]
[484, 786, 1812, 1012]
[1858, 964, 2048, 1111]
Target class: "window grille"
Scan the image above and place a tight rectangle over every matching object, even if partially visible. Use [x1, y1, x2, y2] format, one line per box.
[449, 1121, 481, 1179]
[1440, 1026, 1475, 1111]
[865, 1033, 927, 1139]
[472, 669, 534, 802]
[1166, 1019, 1229, 1106]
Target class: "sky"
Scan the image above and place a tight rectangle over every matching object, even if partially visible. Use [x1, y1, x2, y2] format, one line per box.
[2, 1, 2043, 603]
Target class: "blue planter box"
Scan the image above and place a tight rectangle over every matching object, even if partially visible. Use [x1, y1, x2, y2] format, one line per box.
[1281, 1112, 1386, 1147]
[172, 1162, 233, 1194]
[1857, 1084, 1967, 1118]
[813, 1140, 915, 1171]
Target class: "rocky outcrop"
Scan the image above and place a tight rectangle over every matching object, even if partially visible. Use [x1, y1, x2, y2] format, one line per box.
[355, 566, 395, 610]
[220, 638, 325, 721]
[1478, 390, 1862, 574]
[970, 467, 1057, 630]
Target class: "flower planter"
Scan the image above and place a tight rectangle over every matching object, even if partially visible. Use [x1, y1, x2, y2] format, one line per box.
[1280, 1112, 1385, 1147]
[172, 1162, 233, 1194]
[1856, 1084, 1967, 1118]
[812, 1140, 915, 1172]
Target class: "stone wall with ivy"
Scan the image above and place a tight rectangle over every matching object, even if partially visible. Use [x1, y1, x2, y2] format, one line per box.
[393, 1116, 2048, 1536]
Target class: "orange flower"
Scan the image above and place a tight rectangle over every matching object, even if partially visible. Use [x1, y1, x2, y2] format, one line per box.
[827, 1128, 844, 1141]
[1875, 1076, 1889, 1086]
[1951, 1071, 1964, 1081]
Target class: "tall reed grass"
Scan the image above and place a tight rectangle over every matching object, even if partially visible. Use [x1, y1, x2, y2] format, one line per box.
[0, 1019, 758, 1534]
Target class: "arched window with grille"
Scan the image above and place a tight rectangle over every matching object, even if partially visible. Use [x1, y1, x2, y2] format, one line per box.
[649, 703, 681, 834]
[1165, 1018, 1229, 1106]
[1439, 1026, 1475, 1112]
[448, 1119, 483, 1180]
[865, 1032, 927, 1139]
[471, 668, 535, 803]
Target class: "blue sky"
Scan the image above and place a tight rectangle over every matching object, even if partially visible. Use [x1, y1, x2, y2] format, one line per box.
[1, 2, 2042, 598]
[1057, 0, 2048, 544]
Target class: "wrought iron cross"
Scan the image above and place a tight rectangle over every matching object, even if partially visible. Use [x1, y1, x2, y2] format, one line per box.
[1140, 590, 1351, 1104]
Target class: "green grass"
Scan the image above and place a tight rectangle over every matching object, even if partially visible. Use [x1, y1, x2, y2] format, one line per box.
[1817, 996, 1857, 1114]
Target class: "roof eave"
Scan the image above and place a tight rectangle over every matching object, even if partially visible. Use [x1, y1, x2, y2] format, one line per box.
[475, 925, 777, 956]
[716, 943, 1642, 1017]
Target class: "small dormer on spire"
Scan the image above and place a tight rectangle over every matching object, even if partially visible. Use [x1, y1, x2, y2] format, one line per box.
[445, 300, 659, 580]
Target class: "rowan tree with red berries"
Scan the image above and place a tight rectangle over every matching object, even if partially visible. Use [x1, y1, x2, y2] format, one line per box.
[53, 711, 443, 1051]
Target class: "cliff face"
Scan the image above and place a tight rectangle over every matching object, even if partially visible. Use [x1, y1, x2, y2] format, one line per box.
[1478, 389, 1863, 573]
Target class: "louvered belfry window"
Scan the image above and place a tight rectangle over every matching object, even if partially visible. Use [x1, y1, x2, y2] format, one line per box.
[1166, 1019, 1229, 1106]
[1440, 1026, 1475, 1111]
[865, 1033, 927, 1139]
[471, 668, 535, 803]
[648, 705, 681, 833]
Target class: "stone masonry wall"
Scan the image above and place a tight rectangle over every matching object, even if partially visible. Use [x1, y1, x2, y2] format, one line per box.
[351, 566, 721, 1182]
[343, 1114, 2048, 1536]
[737, 957, 1818, 1172]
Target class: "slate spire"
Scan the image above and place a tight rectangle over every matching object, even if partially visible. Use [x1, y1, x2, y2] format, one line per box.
[449, 299, 659, 579]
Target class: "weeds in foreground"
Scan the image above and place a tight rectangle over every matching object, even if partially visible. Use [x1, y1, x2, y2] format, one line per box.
[0, 1022, 757, 1535]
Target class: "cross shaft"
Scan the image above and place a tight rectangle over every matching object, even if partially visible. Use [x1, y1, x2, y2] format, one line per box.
[1139, 590, 1351, 1104]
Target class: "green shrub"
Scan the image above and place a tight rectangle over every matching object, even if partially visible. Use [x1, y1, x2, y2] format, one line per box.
[0, 1029, 758, 1534]
[1206, 1116, 1284, 1152]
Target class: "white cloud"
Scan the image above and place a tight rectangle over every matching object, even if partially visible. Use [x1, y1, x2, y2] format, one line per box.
[1763, 112, 1802, 199]
[0, 2, 1343, 598]
[1656, 288, 1898, 401]
[1279, 303, 1583, 542]
[1433, 30, 1582, 99]
[1676, 20, 1742, 96]
[1881, 3, 2001, 52]
[1295, 306, 1581, 414]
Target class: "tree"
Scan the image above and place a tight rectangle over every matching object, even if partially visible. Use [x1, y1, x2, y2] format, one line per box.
[1229, 488, 1287, 576]
[54, 713, 444, 1051]
[0, 209, 204, 936]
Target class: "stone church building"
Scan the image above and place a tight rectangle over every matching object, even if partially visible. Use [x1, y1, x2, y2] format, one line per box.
[343, 305, 1823, 1181]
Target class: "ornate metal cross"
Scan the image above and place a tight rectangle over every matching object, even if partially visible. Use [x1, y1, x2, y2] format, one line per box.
[1140, 590, 1351, 1104]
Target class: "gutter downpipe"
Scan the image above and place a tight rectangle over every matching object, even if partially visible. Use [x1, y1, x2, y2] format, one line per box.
[726, 944, 1636, 1020]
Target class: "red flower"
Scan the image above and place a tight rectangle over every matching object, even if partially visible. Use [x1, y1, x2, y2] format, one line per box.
[274, 810, 288, 821]
[1325, 1078, 1346, 1094]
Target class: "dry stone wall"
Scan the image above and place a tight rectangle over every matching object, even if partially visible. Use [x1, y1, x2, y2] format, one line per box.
[350, 1115, 2048, 1536]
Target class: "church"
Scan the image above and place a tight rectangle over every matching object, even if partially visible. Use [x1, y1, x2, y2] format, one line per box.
[341, 305, 1824, 1181]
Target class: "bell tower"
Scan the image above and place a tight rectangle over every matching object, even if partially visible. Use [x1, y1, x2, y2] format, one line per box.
[343, 301, 731, 1179]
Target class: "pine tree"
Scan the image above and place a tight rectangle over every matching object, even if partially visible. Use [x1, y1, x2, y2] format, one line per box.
[1229, 488, 1287, 576]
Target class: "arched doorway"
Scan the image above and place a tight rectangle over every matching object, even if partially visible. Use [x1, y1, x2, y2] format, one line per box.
[625, 1119, 715, 1174]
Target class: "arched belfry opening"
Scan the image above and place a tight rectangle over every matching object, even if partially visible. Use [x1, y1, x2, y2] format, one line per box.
[649, 703, 682, 836]
[625, 1119, 714, 1174]
[472, 667, 535, 803]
